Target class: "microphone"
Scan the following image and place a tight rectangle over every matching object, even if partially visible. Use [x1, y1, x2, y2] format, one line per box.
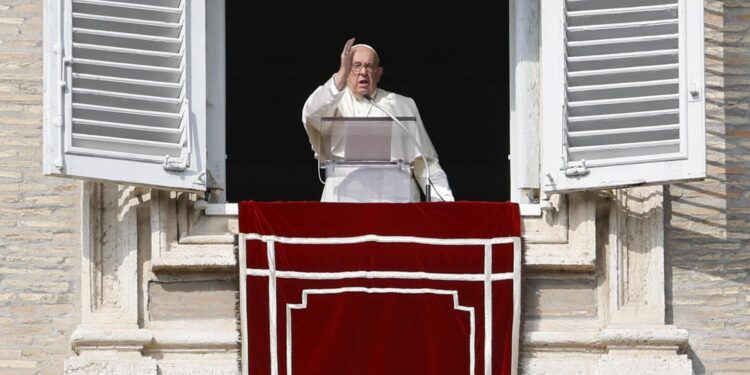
[362, 92, 433, 202]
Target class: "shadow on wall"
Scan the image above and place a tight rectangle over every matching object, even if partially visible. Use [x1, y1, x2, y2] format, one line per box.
[664, 2, 750, 374]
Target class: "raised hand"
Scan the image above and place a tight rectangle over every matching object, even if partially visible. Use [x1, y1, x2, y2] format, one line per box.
[334, 37, 356, 91]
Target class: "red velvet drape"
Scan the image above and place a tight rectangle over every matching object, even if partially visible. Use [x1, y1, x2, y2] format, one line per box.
[240, 201, 521, 375]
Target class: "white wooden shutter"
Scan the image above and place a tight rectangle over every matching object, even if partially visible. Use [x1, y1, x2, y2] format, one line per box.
[43, 0, 207, 191]
[540, 0, 704, 192]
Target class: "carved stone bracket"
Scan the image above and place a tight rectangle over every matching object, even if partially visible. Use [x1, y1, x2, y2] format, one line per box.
[523, 192, 598, 270]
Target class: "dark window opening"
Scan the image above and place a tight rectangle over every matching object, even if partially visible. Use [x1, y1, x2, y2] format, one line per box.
[226, 1, 509, 202]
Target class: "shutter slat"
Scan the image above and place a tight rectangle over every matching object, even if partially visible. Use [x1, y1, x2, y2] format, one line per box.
[567, 33, 677, 48]
[72, 27, 181, 43]
[569, 93, 678, 107]
[72, 12, 181, 28]
[73, 118, 182, 143]
[569, 124, 679, 138]
[568, 139, 679, 161]
[72, 73, 182, 98]
[72, 133, 182, 157]
[567, 108, 679, 123]
[567, 49, 677, 63]
[73, 106, 182, 128]
[72, 58, 183, 72]
[72, 88, 182, 113]
[568, 64, 677, 86]
[72, 88, 182, 104]
[73, 118, 182, 134]
[73, 43, 182, 58]
[568, 63, 678, 78]
[567, 4, 677, 17]
[73, 44, 182, 68]
[567, 0, 675, 12]
[568, 79, 679, 101]
[72, 103, 182, 119]
[74, 0, 182, 14]
[567, 18, 676, 32]
[72, 13, 181, 38]
[568, 124, 679, 147]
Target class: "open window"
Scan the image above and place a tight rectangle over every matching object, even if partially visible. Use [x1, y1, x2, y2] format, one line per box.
[43, 0, 705, 203]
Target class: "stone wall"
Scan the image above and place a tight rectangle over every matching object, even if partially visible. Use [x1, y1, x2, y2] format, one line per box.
[665, 1, 750, 374]
[0, 0, 80, 374]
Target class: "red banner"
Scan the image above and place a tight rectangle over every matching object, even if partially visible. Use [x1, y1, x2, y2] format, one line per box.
[239, 202, 521, 375]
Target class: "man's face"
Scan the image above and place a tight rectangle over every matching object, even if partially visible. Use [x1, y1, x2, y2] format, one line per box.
[347, 47, 383, 98]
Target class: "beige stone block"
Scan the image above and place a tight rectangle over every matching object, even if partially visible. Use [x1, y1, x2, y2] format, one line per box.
[0, 150, 18, 158]
[0, 171, 22, 179]
[18, 220, 74, 229]
[0, 231, 54, 241]
[0, 360, 35, 369]
[0, 39, 41, 49]
[0, 351, 21, 359]
[0, 160, 37, 167]
[0, 279, 69, 293]
[0, 116, 40, 125]
[0, 18, 24, 25]
[1, 137, 39, 146]
[0, 195, 18, 203]
[22, 195, 71, 205]
[10, 4, 42, 13]
[52, 183, 79, 193]
[149, 280, 238, 321]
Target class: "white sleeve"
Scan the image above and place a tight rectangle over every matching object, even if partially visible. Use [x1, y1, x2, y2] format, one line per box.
[413, 158, 455, 202]
[302, 75, 345, 156]
[406, 97, 455, 201]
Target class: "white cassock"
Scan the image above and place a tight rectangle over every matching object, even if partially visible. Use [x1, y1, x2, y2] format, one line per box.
[302, 75, 455, 202]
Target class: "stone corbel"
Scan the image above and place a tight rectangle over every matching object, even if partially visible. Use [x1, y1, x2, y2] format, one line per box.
[523, 192, 598, 270]
[149, 191, 236, 272]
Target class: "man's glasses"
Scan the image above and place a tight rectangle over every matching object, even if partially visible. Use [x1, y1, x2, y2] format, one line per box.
[352, 62, 377, 73]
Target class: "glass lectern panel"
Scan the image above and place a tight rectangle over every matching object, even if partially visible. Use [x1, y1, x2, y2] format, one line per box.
[319, 117, 417, 164]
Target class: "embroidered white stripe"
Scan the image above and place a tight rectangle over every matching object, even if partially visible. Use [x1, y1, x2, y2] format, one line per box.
[484, 243, 493, 375]
[244, 233, 514, 246]
[267, 241, 279, 375]
[285, 288, 476, 375]
[246, 269, 514, 282]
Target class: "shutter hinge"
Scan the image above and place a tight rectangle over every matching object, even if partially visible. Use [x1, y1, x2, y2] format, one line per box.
[563, 159, 590, 177]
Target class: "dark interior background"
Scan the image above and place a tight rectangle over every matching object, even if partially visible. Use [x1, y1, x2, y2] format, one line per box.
[226, 0, 509, 202]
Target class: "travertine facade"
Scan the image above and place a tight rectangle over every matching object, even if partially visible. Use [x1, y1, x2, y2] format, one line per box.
[0, 1, 81, 374]
[666, 1, 750, 373]
[0, 0, 748, 374]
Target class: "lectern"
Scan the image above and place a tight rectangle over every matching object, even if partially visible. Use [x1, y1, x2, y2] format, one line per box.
[318, 117, 418, 203]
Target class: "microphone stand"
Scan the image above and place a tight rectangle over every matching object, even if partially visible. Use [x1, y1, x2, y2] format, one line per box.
[363, 93, 432, 202]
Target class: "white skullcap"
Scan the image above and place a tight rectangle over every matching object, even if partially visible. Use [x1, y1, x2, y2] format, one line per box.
[351, 43, 380, 64]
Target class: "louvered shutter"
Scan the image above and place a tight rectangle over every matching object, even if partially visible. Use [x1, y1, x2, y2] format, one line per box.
[540, 0, 704, 192]
[43, 0, 207, 191]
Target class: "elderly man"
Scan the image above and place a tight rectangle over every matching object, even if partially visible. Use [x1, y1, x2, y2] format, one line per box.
[302, 38, 455, 202]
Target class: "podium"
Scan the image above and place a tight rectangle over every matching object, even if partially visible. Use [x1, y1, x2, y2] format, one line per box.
[318, 117, 418, 203]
